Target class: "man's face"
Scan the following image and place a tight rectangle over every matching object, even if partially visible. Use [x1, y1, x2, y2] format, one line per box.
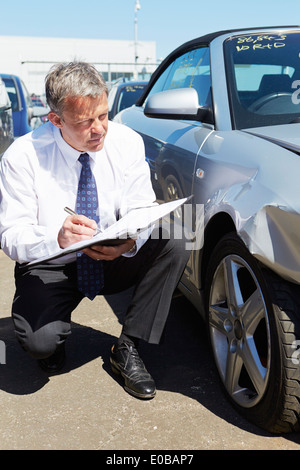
[49, 93, 109, 152]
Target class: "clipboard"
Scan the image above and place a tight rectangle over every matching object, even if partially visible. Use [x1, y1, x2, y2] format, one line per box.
[26, 196, 192, 266]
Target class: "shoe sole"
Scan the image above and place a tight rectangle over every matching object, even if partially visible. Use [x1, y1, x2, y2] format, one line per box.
[110, 361, 156, 399]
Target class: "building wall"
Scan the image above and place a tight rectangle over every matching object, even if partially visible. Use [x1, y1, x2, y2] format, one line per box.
[0, 36, 157, 95]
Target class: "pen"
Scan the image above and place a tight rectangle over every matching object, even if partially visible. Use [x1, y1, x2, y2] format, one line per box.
[64, 206, 77, 216]
[64, 207, 101, 233]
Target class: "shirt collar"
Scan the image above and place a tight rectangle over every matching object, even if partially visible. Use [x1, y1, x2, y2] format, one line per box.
[52, 124, 98, 167]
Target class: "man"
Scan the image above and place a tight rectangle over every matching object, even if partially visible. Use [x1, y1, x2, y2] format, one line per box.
[0, 62, 190, 399]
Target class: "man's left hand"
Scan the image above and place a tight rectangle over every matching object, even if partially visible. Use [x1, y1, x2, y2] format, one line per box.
[83, 238, 136, 261]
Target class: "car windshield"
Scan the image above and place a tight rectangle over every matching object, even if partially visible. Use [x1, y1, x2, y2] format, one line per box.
[2, 78, 18, 112]
[224, 31, 300, 129]
[117, 84, 146, 113]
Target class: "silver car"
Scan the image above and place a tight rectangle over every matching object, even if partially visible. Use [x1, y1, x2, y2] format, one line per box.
[114, 26, 300, 434]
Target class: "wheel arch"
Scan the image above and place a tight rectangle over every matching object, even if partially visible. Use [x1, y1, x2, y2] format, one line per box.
[200, 212, 236, 288]
[161, 164, 182, 185]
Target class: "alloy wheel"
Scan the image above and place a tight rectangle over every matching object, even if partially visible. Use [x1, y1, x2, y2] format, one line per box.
[208, 254, 271, 408]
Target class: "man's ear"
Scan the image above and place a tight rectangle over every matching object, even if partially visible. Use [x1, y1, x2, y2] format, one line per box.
[48, 112, 63, 128]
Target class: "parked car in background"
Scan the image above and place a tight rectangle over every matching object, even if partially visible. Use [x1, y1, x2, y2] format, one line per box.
[31, 94, 49, 123]
[31, 94, 45, 107]
[0, 76, 14, 249]
[114, 26, 300, 433]
[108, 79, 148, 120]
[0, 76, 14, 158]
[0, 74, 48, 138]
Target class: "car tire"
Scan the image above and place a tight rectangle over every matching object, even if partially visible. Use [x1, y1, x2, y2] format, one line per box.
[205, 232, 300, 433]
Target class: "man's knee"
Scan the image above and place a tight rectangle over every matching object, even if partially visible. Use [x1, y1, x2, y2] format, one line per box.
[159, 229, 191, 266]
[13, 314, 71, 359]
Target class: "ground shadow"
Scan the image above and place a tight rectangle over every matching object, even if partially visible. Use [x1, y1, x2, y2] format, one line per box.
[0, 315, 116, 395]
[1, 289, 300, 446]
[104, 290, 300, 446]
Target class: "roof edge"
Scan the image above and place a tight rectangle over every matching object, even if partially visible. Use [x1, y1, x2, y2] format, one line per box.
[136, 25, 300, 106]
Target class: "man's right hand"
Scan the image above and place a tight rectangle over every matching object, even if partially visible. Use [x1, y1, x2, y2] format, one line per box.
[58, 214, 97, 248]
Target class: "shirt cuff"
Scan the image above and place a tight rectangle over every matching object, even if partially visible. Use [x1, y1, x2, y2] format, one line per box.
[122, 240, 137, 257]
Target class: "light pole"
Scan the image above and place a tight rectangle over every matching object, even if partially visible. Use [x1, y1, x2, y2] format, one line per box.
[134, 0, 141, 79]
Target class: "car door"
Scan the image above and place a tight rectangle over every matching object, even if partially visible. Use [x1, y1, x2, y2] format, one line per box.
[119, 47, 214, 204]
[150, 47, 213, 201]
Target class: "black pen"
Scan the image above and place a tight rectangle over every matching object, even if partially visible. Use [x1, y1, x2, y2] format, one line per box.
[64, 206, 101, 234]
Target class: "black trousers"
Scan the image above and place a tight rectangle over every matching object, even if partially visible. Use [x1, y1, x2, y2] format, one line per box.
[12, 228, 190, 359]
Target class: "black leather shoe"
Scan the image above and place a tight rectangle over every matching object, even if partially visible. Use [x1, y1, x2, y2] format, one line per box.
[110, 342, 156, 399]
[38, 343, 66, 374]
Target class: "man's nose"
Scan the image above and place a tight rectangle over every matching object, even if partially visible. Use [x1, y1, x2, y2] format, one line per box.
[92, 118, 104, 133]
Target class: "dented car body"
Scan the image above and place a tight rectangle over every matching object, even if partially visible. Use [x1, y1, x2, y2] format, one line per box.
[202, 123, 300, 287]
[114, 27, 300, 433]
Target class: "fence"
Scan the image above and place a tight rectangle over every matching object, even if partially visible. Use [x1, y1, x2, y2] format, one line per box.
[21, 61, 159, 95]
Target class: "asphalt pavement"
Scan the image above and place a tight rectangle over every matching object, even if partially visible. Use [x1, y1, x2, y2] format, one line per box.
[1, 249, 300, 451]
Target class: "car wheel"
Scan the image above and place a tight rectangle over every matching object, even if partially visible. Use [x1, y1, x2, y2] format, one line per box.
[163, 174, 183, 202]
[205, 232, 300, 433]
[163, 174, 185, 221]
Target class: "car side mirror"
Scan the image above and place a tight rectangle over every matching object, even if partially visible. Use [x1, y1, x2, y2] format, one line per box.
[144, 88, 214, 124]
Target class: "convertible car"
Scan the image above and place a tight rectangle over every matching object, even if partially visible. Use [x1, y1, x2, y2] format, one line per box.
[114, 26, 300, 434]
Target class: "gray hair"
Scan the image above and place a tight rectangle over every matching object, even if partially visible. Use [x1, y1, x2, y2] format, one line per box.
[45, 61, 108, 116]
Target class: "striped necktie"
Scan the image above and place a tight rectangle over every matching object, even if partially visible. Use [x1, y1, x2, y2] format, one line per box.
[76, 153, 104, 299]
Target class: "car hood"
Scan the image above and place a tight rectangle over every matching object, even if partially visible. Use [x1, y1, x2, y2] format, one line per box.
[245, 124, 300, 154]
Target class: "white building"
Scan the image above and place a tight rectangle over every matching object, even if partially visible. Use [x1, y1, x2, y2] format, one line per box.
[0, 35, 157, 95]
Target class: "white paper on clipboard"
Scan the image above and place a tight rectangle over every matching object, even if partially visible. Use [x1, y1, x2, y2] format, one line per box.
[26, 196, 191, 266]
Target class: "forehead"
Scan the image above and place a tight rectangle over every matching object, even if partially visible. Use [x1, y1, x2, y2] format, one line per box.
[63, 93, 108, 118]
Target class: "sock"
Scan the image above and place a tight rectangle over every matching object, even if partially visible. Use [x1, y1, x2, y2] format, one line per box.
[117, 332, 139, 349]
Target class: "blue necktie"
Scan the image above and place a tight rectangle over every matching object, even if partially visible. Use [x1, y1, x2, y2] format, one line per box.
[76, 153, 104, 300]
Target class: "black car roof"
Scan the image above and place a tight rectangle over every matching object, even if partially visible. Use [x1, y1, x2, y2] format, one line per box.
[168, 25, 299, 50]
[136, 25, 299, 106]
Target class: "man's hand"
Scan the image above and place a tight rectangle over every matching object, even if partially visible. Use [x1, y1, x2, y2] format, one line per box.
[58, 214, 136, 261]
[83, 239, 136, 261]
[58, 214, 97, 248]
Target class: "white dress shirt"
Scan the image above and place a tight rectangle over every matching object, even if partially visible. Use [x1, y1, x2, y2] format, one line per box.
[0, 120, 156, 264]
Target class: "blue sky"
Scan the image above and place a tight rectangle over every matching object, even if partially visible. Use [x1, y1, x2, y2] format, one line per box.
[0, 0, 299, 60]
